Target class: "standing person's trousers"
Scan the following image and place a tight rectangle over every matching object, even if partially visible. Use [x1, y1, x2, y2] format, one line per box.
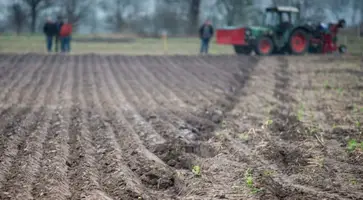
[200, 38, 210, 54]
[61, 36, 71, 52]
[46, 36, 53, 52]
[55, 36, 60, 52]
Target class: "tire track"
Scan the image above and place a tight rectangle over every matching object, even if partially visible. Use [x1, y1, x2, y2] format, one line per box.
[253, 57, 362, 200]
[0, 56, 58, 197]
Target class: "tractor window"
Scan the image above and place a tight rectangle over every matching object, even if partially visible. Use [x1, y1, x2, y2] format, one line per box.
[290, 13, 298, 24]
[281, 13, 289, 23]
[264, 11, 279, 26]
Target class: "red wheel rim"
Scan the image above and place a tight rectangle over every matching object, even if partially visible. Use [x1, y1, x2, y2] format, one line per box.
[259, 39, 271, 54]
[291, 32, 306, 53]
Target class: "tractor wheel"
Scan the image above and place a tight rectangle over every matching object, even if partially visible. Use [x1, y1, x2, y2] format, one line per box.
[255, 36, 274, 56]
[234, 45, 252, 55]
[338, 45, 347, 54]
[289, 29, 310, 55]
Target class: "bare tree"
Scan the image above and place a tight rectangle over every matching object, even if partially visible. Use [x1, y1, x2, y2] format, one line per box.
[21, 0, 54, 33]
[326, 0, 349, 21]
[8, 3, 27, 35]
[188, 0, 201, 34]
[57, 0, 94, 30]
[101, 0, 141, 33]
[351, 0, 363, 25]
[216, 0, 254, 26]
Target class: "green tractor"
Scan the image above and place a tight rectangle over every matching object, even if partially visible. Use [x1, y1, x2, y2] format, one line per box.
[216, 6, 320, 55]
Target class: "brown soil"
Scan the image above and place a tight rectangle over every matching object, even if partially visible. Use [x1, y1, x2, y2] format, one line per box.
[0, 53, 362, 200]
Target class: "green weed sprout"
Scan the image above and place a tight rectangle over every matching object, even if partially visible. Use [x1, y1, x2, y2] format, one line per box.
[192, 165, 201, 177]
[265, 119, 273, 126]
[336, 87, 343, 96]
[353, 104, 359, 113]
[323, 80, 330, 89]
[297, 104, 305, 121]
[238, 133, 249, 141]
[347, 139, 358, 152]
[262, 119, 273, 129]
[356, 121, 361, 129]
[244, 168, 262, 194]
[350, 178, 358, 185]
[347, 139, 363, 152]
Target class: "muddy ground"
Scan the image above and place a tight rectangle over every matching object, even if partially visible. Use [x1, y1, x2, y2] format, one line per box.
[0, 53, 362, 200]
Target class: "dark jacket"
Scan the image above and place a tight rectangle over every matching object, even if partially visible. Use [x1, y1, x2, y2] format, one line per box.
[43, 22, 58, 37]
[55, 21, 64, 36]
[199, 24, 214, 39]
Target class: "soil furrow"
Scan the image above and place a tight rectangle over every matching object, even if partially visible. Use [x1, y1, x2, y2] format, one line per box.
[0, 57, 57, 191]
[0, 56, 64, 199]
[129, 57, 216, 141]
[1, 55, 47, 104]
[65, 57, 109, 200]
[93, 56, 177, 199]
[134, 56, 189, 110]
[114, 57, 214, 170]
[154, 56, 212, 105]
[0, 55, 23, 82]
[0, 53, 361, 200]
[115, 57, 186, 142]
[172, 58, 227, 93]
[31, 58, 71, 200]
[194, 56, 240, 85]
[145, 57, 203, 107]
[0, 55, 46, 130]
[83, 55, 153, 199]
[0, 54, 30, 83]
[163, 56, 220, 101]
[107, 56, 166, 147]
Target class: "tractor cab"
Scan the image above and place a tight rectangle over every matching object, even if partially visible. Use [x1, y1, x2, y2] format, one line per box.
[263, 6, 299, 27]
[263, 6, 300, 45]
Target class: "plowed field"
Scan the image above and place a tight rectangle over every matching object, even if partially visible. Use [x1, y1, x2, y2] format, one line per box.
[0, 53, 362, 200]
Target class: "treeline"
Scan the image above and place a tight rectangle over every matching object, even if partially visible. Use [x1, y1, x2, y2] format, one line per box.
[0, 0, 362, 36]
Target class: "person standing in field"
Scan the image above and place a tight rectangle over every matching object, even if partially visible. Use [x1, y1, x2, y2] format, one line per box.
[55, 16, 64, 52]
[59, 19, 73, 53]
[43, 17, 57, 52]
[199, 20, 214, 54]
